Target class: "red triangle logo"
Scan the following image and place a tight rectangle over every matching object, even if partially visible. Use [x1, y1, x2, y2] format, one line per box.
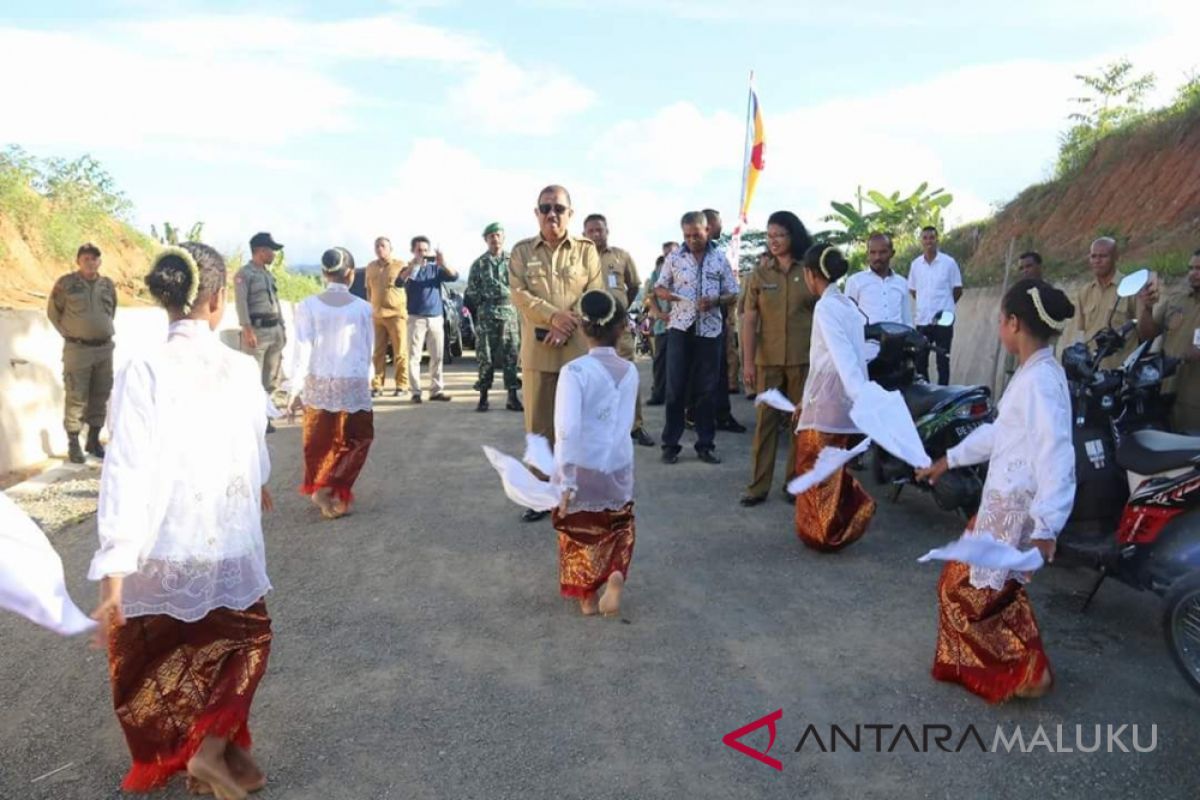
[722, 709, 783, 771]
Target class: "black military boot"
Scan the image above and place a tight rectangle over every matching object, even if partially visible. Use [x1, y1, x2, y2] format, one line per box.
[506, 388, 524, 412]
[67, 433, 85, 464]
[476, 390, 490, 412]
[85, 427, 106, 459]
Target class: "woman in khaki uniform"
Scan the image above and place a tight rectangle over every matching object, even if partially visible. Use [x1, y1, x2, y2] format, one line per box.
[739, 211, 815, 506]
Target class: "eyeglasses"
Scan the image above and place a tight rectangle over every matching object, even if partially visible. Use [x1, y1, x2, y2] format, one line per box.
[538, 203, 570, 216]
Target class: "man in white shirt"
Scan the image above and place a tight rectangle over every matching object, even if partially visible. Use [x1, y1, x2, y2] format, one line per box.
[907, 226, 963, 385]
[845, 233, 911, 326]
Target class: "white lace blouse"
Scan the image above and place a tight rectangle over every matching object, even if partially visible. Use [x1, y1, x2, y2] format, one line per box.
[947, 347, 1076, 589]
[553, 348, 638, 513]
[89, 320, 273, 621]
[798, 286, 870, 433]
[289, 284, 375, 412]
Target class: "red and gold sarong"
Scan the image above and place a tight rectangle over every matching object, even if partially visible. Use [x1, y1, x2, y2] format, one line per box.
[301, 408, 374, 505]
[933, 560, 1052, 703]
[107, 600, 272, 792]
[552, 502, 636, 598]
[793, 429, 876, 551]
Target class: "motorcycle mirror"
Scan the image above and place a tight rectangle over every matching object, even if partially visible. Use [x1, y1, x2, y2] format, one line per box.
[934, 310, 956, 327]
[1117, 268, 1149, 299]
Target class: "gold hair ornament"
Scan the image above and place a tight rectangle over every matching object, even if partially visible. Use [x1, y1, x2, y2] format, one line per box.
[1027, 286, 1066, 331]
[585, 291, 617, 326]
[818, 246, 834, 279]
[156, 246, 201, 311]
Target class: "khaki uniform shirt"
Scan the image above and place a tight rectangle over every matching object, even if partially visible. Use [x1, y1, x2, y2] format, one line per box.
[743, 256, 815, 366]
[47, 272, 117, 342]
[1071, 276, 1137, 369]
[234, 263, 282, 326]
[598, 245, 640, 305]
[1153, 282, 1200, 431]
[365, 258, 408, 319]
[509, 234, 604, 373]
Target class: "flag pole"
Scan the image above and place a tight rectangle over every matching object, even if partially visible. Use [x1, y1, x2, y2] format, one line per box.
[735, 70, 754, 234]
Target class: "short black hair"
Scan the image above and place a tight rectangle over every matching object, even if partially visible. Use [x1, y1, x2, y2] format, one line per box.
[583, 213, 607, 227]
[374, 236, 391, 247]
[921, 225, 939, 235]
[1018, 251, 1043, 265]
[680, 211, 707, 228]
[766, 210, 813, 260]
[1002, 278, 1075, 341]
[702, 208, 721, 222]
[803, 242, 849, 282]
[76, 242, 101, 259]
[867, 232, 894, 247]
[538, 184, 572, 206]
[410, 236, 431, 250]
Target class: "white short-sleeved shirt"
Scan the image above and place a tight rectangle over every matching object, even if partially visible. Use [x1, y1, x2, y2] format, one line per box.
[844, 269, 912, 326]
[907, 251, 962, 325]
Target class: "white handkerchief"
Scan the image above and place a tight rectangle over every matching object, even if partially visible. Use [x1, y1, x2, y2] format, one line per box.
[0, 493, 96, 636]
[787, 438, 872, 495]
[483, 446, 561, 512]
[917, 535, 1044, 573]
[850, 382, 931, 469]
[522, 434, 555, 478]
[754, 389, 797, 414]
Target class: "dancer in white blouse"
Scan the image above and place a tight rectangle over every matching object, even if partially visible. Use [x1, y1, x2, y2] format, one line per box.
[90, 242, 274, 799]
[792, 243, 877, 551]
[288, 247, 376, 520]
[552, 290, 639, 616]
[917, 278, 1076, 703]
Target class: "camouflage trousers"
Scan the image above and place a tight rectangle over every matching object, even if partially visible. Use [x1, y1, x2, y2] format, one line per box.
[474, 308, 521, 391]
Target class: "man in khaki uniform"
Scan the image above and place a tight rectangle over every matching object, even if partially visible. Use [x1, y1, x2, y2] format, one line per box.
[1137, 250, 1200, 432]
[509, 185, 605, 521]
[235, 232, 287, 432]
[739, 219, 816, 506]
[1068, 237, 1138, 369]
[47, 242, 117, 463]
[365, 236, 411, 396]
[583, 213, 654, 447]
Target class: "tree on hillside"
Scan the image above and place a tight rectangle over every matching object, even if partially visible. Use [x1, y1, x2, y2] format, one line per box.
[1057, 59, 1156, 177]
[816, 184, 954, 273]
[150, 221, 204, 245]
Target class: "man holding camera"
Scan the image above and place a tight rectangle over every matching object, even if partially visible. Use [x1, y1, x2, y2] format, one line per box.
[405, 236, 457, 403]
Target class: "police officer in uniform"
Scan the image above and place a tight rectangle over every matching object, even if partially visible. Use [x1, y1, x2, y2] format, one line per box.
[509, 185, 605, 521]
[47, 242, 117, 463]
[583, 213, 655, 446]
[235, 232, 286, 431]
[465, 222, 523, 413]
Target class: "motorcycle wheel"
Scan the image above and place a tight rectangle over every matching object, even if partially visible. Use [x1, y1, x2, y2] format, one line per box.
[1163, 571, 1200, 696]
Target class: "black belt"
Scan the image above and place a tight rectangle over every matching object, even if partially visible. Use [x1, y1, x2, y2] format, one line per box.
[250, 316, 281, 328]
[64, 336, 112, 346]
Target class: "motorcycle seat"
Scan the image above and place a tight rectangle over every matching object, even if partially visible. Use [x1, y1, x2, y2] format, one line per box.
[902, 383, 980, 419]
[1117, 430, 1200, 474]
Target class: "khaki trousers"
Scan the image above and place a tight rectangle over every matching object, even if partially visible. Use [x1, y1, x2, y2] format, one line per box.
[746, 364, 808, 498]
[371, 316, 409, 391]
[616, 327, 644, 431]
[523, 368, 559, 459]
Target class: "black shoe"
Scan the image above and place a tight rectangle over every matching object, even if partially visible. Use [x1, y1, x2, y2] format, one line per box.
[412, 394, 423, 404]
[661, 448, 680, 464]
[85, 427, 106, 459]
[646, 397, 664, 406]
[684, 415, 695, 430]
[266, 421, 276, 434]
[430, 392, 452, 402]
[371, 387, 381, 397]
[739, 494, 767, 507]
[476, 391, 490, 412]
[746, 393, 757, 402]
[631, 428, 656, 447]
[522, 508, 550, 522]
[716, 416, 747, 433]
[696, 448, 722, 464]
[728, 387, 740, 394]
[67, 434, 85, 465]
[780, 489, 797, 504]
[393, 388, 403, 397]
[506, 389, 524, 412]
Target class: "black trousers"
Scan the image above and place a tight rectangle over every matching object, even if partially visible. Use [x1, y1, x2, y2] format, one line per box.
[663, 329, 720, 452]
[650, 332, 669, 402]
[917, 323, 954, 386]
[714, 329, 732, 416]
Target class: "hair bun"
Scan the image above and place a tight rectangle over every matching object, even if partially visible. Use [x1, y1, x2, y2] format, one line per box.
[580, 290, 617, 325]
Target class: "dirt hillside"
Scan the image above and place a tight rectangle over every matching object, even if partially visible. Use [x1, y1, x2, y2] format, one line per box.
[945, 107, 1200, 282]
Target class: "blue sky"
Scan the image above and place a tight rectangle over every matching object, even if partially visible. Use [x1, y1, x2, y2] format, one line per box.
[2, 1, 1196, 267]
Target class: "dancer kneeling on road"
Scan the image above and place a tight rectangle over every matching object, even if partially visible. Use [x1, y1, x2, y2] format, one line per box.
[791, 243, 876, 551]
[552, 290, 639, 616]
[916, 278, 1075, 703]
[90, 242, 274, 799]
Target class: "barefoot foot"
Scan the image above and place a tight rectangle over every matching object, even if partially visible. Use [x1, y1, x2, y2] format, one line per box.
[1015, 667, 1053, 699]
[187, 737, 246, 800]
[579, 593, 599, 616]
[599, 572, 624, 616]
[225, 744, 267, 792]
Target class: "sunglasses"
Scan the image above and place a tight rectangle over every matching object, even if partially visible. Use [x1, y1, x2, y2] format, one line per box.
[538, 203, 570, 216]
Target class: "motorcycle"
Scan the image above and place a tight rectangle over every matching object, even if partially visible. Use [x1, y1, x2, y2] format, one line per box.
[1057, 268, 1200, 694]
[864, 310, 995, 517]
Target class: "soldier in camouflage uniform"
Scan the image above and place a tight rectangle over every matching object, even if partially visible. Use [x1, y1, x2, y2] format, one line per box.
[47, 242, 117, 463]
[465, 222, 523, 412]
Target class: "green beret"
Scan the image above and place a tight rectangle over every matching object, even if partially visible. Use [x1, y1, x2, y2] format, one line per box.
[482, 222, 504, 237]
